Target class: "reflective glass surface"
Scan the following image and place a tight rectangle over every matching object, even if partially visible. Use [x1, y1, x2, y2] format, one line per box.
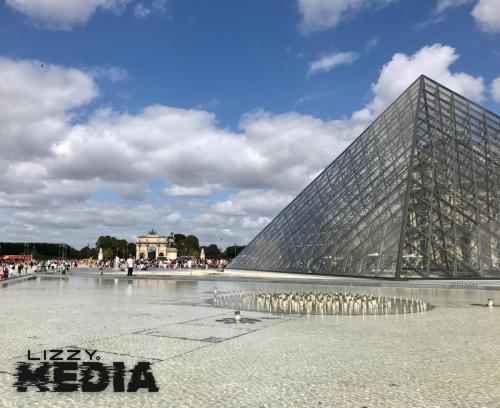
[230, 76, 499, 279]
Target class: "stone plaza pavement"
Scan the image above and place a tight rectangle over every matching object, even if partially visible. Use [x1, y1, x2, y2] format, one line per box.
[0, 274, 499, 407]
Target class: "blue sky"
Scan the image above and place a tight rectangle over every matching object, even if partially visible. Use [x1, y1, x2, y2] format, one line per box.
[0, 0, 498, 248]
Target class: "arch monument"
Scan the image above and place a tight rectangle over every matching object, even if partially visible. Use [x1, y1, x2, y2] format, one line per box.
[136, 232, 178, 260]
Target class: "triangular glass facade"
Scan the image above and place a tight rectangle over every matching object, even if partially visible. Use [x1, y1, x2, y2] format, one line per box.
[229, 76, 500, 278]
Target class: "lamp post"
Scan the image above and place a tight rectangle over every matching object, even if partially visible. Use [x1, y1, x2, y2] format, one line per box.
[233, 243, 237, 258]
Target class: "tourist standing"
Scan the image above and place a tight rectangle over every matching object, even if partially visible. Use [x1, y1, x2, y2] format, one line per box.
[126, 257, 134, 277]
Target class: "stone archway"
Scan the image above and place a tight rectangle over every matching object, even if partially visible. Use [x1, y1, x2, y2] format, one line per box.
[148, 245, 157, 259]
[136, 233, 178, 260]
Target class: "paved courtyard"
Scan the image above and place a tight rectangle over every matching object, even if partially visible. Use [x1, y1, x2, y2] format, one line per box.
[0, 275, 499, 407]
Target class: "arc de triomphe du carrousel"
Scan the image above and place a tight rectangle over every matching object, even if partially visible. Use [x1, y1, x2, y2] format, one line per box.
[135, 232, 178, 260]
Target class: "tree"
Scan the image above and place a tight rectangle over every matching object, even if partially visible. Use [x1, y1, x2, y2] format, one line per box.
[0, 242, 80, 260]
[115, 239, 127, 258]
[78, 245, 97, 259]
[224, 245, 245, 258]
[203, 244, 221, 259]
[127, 243, 136, 258]
[95, 236, 132, 259]
[102, 248, 114, 259]
[174, 233, 185, 246]
[95, 236, 114, 250]
[173, 234, 186, 255]
[183, 235, 200, 257]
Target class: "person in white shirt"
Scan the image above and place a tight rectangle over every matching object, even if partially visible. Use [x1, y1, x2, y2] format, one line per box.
[126, 257, 134, 277]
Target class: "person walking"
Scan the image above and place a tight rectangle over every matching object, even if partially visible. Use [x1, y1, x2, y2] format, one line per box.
[126, 257, 134, 277]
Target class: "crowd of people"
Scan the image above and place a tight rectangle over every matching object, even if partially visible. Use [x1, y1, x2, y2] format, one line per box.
[1, 260, 37, 278]
[86, 257, 229, 271]
[1, 259, 85, 278]
[122, 257, 228, 271]
[0, 256, 231, 280]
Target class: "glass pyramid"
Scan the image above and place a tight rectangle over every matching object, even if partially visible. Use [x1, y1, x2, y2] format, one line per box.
[229, 76, 500, 278]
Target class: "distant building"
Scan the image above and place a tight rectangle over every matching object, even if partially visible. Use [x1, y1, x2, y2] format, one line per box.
[136, 232, 178, 260]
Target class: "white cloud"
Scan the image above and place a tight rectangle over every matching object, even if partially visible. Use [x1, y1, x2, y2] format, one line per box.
[164, 184, 222, 197]
[212, 190, 294, 217]
[134, 0, 168, 18]
[308, 51, 359, 75]
[358, 44, 485, 119]
[151, 0, 167, 13]
[472, 0, 500, 33]
[0, 57, 98, 160]
[195, 98, 220, 111]
[115, 183, 151, 200]
[414, 0, 472, 30]
[365, 36, 379, 51]
[89, 65, 129, 82]
[295, 91, 336, 106]
[297, 0, 397, 34]
[6, 0, 131, 30]
[491, 77, 500, 102]
[134, 3, 150, 17]
[0, 47, 486, 247]
[434, 0, 473, 15]
[44, 105, 358, 195]
[0, 56, 361, 247]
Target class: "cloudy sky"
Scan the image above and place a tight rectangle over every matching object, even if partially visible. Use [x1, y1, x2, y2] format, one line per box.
[0, 0, 499, 249]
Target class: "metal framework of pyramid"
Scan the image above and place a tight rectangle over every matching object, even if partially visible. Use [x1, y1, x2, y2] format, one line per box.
[229, 75, 500, 279]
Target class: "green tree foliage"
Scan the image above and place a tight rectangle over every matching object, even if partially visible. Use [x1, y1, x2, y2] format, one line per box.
[0, 234, 244, 261]
[95, 236, 129, 258]
[173, 234, 185, 255]
[183, 235, 200, 257]
[223, 245, 246, 258]
[78, 245, 97, 259]
[172, 234, 201, 257]
[127, 243, 136, 258]
[0, 242, 79, 260]
[203, 244, 221, 259]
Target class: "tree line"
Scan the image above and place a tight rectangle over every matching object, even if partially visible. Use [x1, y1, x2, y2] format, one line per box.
[0, 242, 80, 260]
[0, 234, 246, 260]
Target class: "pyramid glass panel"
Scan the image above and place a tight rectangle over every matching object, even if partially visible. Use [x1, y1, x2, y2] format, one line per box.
[229, 76, 500, 278]
[401, 77, 500, 278]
